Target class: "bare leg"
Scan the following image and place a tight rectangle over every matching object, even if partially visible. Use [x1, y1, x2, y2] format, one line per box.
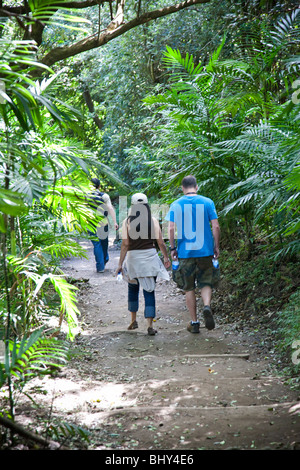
[201, 285, 215, 330]
[200, 285, 212, 307]
[185, 290, 200, 333]
[130, 312, 137, 323]
[147, 317, 157, 335]
[128, 312, 138, 330]
[185, 290, 197, 322]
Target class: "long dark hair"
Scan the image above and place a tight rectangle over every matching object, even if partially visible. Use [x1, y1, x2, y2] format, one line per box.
[127, 203, 155, 240]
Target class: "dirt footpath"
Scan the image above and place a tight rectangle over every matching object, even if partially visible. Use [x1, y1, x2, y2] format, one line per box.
[29, 241, 300, 450]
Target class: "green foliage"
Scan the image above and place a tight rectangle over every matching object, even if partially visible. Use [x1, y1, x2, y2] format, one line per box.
[0, 20, 125, 430]
[0, 249, 82, 341]
[214, 249, 299, 385]
[0, 190, 27, 233]
[0, 39, 84, 343]
[48, 421, 90, 444]
[29, 271, 81, 341]
[28, 0, 91, 32]
[276, 290, 300, 379]
[0, 0, 299, 443]
[0, 329, 69, 389]
[128, 8, 300, 259]
[0, 33, 124, 342]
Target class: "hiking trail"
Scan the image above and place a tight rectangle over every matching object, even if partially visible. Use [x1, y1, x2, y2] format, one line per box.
[20, 241, 300, 450]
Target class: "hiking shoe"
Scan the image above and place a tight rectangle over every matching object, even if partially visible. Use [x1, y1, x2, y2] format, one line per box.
[128, 320, 138, 330]
[147, 327, 157, 336]
[187, 322, 200, 334]
[203, 306, 215, 330]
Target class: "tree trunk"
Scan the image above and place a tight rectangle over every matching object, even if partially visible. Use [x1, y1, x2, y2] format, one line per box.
[83, 89, 104, 130]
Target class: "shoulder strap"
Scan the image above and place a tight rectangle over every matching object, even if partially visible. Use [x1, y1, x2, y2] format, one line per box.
[88, 190, 104, 208]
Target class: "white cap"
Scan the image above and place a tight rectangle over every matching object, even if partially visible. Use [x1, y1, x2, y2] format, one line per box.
[131, 193, 148, 204]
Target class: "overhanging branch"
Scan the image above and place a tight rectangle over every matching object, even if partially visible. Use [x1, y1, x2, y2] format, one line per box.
[40, 0, 211, 67]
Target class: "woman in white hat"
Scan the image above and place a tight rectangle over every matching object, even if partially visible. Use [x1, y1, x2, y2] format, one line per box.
[117, 193, 170, 335]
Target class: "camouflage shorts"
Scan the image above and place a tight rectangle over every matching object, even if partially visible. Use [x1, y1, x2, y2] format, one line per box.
[172, 256, 219, 291]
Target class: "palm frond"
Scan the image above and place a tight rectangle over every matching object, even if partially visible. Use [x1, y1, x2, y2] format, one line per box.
[162, 46, 203, 81]
[0, 329, 69, 387]
[28, 0, 91, 33]
[27, 271, 80, 341]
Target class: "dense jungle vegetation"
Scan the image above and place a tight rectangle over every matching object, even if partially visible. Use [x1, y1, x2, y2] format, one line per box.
[0, 0, 299, 447]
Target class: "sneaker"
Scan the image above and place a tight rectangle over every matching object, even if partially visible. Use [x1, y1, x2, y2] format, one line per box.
[203, 305, 215, 330]
[147, 327, 157, 336]
[128, 320, 138, 330]
[97, 269, 105, 273]
[187, 321, 200, 333]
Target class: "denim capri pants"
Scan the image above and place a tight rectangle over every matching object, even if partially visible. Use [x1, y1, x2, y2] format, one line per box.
[128, 280, 156, 318]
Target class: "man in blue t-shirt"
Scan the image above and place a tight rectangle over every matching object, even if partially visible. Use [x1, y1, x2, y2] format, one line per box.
[166, 175, 220, 333]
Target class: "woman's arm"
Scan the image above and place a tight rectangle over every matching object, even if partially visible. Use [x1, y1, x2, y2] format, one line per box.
[153, 218, 171, 268]
[168, 221, 177, 260]
[116, 220, 129, 273]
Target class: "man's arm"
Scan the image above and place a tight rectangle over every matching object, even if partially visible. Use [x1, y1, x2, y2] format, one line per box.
[102, 193, 119, 230]
[211, 219, 220, 258]
[107, 201, 119, 229]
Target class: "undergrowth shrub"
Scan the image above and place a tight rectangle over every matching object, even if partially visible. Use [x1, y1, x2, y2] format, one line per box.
[275, 290, 300, 382]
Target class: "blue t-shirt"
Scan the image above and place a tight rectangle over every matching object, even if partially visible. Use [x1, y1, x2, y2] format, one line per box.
[166, 195, 218, 258]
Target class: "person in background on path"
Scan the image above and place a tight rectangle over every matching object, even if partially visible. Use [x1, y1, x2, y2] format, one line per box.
[116, 193, 171, 336]
[88, 177, 118, 273]
[166, 175, 220, 333]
